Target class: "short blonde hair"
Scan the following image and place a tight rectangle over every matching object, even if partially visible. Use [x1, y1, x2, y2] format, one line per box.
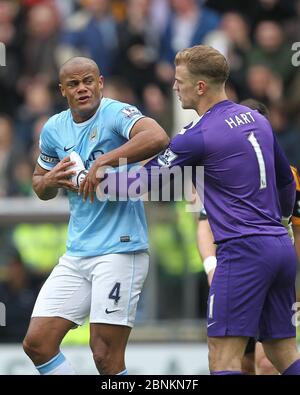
[175, 45, 229, 85]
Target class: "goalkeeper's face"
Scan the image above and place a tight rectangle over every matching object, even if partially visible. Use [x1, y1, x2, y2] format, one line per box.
[60, 64, 103, 123]
[173, 64, 201, 111]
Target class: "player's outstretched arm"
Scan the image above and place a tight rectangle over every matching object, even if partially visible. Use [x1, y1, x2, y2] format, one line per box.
[32, 157, 77, 200]
[80, 117, 169, 202]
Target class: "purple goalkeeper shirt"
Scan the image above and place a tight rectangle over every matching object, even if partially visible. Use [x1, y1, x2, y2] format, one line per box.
[145, 100, 295, 243]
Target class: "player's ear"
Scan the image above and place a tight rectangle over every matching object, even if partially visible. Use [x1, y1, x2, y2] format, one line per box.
[196, 80, 207, 96]
[98, 75, 104, 90]
[59, 83, 66, 97]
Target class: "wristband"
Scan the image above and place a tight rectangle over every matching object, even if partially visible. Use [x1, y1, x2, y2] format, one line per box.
[203, 256, 217, 275]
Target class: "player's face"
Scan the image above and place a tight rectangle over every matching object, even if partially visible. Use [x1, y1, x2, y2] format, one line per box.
[173, 65, 199, 110]
[60, 65, 103, 122]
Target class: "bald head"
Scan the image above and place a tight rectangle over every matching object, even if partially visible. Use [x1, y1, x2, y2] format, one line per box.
[59, 57, 100, 82]
[59, 56, 104, 123]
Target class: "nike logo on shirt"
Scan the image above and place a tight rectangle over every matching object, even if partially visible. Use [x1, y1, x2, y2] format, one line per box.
[64, 145, 75, 152]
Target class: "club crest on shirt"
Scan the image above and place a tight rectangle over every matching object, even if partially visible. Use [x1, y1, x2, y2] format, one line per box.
[89, 128, 98, 142]
[157, 148, 178, 167]
[121, 107, 141, 118]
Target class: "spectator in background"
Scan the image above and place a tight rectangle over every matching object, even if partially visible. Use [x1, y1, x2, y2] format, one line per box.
[103, 76, 137, 104]
[59, 0, 118, 77]
[206, 0, 294, 30]
[247, 21, 295, 86]
[10, 160, 33, 197]
[0, 248, 44, 343]
[21, 2, 61, 87]
[285, 69, 300, 131]
[0, 0, 21, 116]
[149, 0, 169, 35]
[269, 101, 300, 171]
[142, 84, 173, 134]
[204, 12, 252, 99]
[247, 0, 294, 29]
[0, 115, 27, 197]
[284, 0, 300, 41]
[246, 64, 283, 106]
[157, 0, 220, 86]
[16, 80, 55, 151]
[116, 0, 161, 104]
[29, 115, 49, 166]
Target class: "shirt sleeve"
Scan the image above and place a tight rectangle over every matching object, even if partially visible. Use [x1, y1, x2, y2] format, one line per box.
[145, 130, 204, 169]
[37, 121, 60, 171]
[114, 104, 145, 140]
[116, 130, 205, 196]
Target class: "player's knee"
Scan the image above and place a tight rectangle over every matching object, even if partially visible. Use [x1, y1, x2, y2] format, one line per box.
[23, 334, 51, 362]
[23, 335, 40, 360]
[91, 342, 112, 373]
[90, 338, 124, 374]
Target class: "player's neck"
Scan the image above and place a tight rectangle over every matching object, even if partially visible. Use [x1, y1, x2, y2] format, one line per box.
[72, 102, 101, 123]
[196, 92, 228, 116]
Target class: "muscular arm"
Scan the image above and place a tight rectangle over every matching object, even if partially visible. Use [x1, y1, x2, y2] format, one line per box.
[96, 117, 169, 167]
[32, 164, 59, 200]
[32, 157, 77, 201]
[80, 117, 169, 202]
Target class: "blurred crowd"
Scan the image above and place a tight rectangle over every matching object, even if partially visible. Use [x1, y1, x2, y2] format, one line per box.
[2, 0, 300, 340]
[1, 0, 300, 198]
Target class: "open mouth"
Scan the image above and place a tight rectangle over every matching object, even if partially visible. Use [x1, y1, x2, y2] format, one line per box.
[78, 96, 90, 104]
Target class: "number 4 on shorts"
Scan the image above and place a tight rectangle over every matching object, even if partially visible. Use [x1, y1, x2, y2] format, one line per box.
[109, 282, 121, 304]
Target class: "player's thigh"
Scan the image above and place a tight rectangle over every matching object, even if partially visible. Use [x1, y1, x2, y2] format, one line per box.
[90, 252, 149, 327]
[207, 237, 270, 338]
[32, 254, 91, 326]
[259, 236, 297, 341]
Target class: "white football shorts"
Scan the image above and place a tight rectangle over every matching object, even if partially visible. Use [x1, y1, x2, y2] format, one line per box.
[32, 252, 149, 327]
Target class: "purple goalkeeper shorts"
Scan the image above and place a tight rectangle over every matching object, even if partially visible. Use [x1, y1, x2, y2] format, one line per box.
[207, 234, 297, 341]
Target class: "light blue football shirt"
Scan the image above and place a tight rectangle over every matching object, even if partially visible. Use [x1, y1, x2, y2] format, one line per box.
[38, 98, 148, 256]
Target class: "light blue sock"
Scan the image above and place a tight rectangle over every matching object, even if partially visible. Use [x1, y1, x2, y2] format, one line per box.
[36, 351, 76, 375]
[116, 368, 128, 375]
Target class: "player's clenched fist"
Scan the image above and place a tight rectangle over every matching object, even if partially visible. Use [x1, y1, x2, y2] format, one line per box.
[79, 159, 107, 203]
